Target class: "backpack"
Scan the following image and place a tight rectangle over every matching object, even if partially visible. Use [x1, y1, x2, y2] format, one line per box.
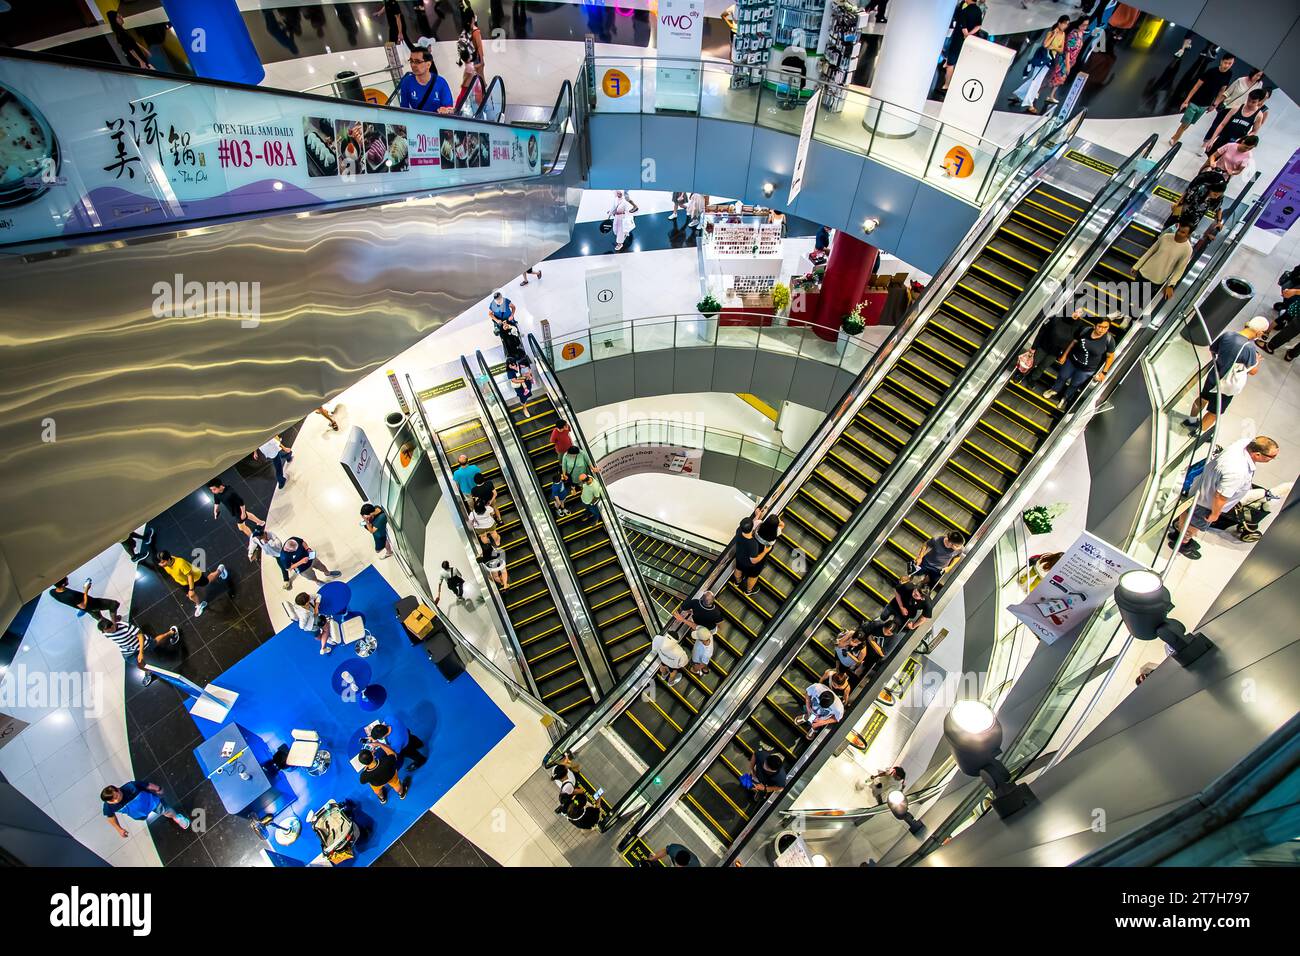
[457, 29, 478, 66]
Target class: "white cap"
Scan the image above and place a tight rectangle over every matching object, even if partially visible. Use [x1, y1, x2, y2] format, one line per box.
[693, 626, 713, 642]
[1247, 315, 1270, 333]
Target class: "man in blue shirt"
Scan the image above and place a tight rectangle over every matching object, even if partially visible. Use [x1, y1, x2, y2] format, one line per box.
[452, 453, 482, 500]
[396, 47, 455, 113]
[371, 715, 427, 769]
[102, 780, 189, 837]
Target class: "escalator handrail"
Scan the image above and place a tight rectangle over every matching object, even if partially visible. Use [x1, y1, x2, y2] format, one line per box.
[524, 334, 665, 652]
[474, 75, 507, 122]
[427, 417, 542, 702]
[618, 510, 726, 561]
[459, 353, 605, 706]
[473, 348, 616, 687]
[555, 114, 1096, 813]
[897, 179, 1273, 866]
[625, 133, 1159, 856]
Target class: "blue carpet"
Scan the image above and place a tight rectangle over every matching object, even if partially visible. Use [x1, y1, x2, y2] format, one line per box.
[187, 565, 513, 866]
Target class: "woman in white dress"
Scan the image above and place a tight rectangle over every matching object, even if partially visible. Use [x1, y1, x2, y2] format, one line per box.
[608, 190, 638, 251]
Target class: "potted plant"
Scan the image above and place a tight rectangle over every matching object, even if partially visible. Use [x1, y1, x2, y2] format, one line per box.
[772, 282, 790, 316]
[697, 293, 722, 318]
[1022, 503, 1067, 535]
[841, 301, 868, 336]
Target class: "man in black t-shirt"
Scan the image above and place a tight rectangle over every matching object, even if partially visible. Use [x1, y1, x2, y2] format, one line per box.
[942, 0, 984, 92]
[673, 590, 725, 640]
[731, 517, 771, 596]
[1043, 318, 1116, 410]
[48, 576, 120, 625]
[208, 478, 264, 534]
[883, 580, 933, 632]
[358, 744, 409, 804]
[1171, 53, 1236, 145]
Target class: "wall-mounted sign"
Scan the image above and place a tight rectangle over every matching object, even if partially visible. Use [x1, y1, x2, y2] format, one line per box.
[0, 55, 545, 246]
[585, 265, 624, 323]
[942, 145, 975, 178]
[598, 444, 704, 484]
[560, 342, 586, 361]
[597, 66, 640, 113]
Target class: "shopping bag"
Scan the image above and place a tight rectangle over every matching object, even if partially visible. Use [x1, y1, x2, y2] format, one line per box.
[1016, 349, 1036, 375]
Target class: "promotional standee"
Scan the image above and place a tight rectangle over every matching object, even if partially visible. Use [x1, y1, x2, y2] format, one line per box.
[655, 0, 704, 112]
[340, 426, 384, 504]
[1008, 531, 1146, 645]
[0, 56, 546, 246]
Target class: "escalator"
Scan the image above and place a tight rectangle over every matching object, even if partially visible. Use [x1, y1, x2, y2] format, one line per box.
[547, 177, 1101, 825]
[505, 394, 655, 671]
[433, 419, 594, 718]
[665, 204, 1165, 851]
[624, 526, 723, 626]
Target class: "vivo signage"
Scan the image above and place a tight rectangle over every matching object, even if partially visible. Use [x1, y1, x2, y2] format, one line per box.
[656, 0, 703, 60]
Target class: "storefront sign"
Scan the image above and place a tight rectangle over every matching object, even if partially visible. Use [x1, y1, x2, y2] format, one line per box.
[1008, 531, 1145, 645]
[788, 88, 821, 206]
[597, 444, 704, 484]
[0, 55, 544, 246]
[937, 36, 1014, 137]
[1257, 147, 1300, 236]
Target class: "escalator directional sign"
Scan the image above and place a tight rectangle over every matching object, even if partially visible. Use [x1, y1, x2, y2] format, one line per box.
[621, 836, 663, 867]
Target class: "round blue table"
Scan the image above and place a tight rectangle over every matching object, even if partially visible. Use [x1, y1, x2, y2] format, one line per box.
[318, 580, 351, 617]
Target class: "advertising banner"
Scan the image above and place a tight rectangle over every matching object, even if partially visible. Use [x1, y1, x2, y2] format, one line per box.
[654, 0, 704, 112]
[788, 88, 821, 206]
[0, 55, 545, 246]
[1008, 531, 1146, 645]
[1256, 147, 1300, 236]
[339, 425, 383, 504]
[597, 444, 704, 484]
[937, 35, 1015, 137]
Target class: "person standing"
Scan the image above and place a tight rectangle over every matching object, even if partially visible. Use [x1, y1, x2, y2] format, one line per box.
[1205, 136, 1258, 180]
[688, 626, 715, 676]
[559, 445, 596, 489]
[673, 590, 725, 642]
[467, 499, 502, 549]
[370, 717, 427, 771]
[508, 357, 534, 405]
[360, 503, 394, 559]
[796, 683, 844, 738]
[1044, 17, 1090, 106]
[649, 843, 701, 867]
[755, 509, 785, 550]
[746, 750, 787, 803]
[481, 545, 509, 589]
[357, 744, 410, 804]
[1261, 286, 1300, 362]
[1203, 70, 1265, 151]
[686, 192, 706, 230]
[882, 578, 933, 633]
[455, 3, 486, 110]
[247, 526, 289, 588]
[608, 190, 637, 252]
[1010, 17, 1069, 115]
[98, 618, 180, 685]
[940, 0, 984, 95]
[208, 479, 264, 535]
[1169, 437, 1279, 559]
[731, 517, 771, 596]
[669, 191, 689, 222]
[278, 536, 343, 585]
[452, 453, 483, 503]
[651, 632, 690, 686]
[488, 291, 518, 337]
[913, 530, 965, 587]
[577, 472, 603, 523]
[102, 781, 189, 838]
[1132, 224, 1195, 305]
[868, 766, 907, 806]
[1184, 316, 1268, 435]
[1018, 309, 1086, 390]
[550, 418, 574, 460]
[1170, 53, 1236, 146]
[48, 577, 120, 625]
[256, 434, 294, 489]
[157, 551, 228, 617]
[107, 10, 154, 70]
[1042, 317, 1116, 409]
[1205, 88, 1268, 158]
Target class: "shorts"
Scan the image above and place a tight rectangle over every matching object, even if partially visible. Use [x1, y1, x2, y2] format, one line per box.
[1198, 379, 1232, 413]
[735, 561, 760, 577]
[1182, 104, 1207, 126]
[691, 641, 713, 665]
[1188, 504, 1215, 531]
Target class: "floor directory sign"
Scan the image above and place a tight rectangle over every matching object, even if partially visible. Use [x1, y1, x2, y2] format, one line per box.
[0, 54, 545, 245]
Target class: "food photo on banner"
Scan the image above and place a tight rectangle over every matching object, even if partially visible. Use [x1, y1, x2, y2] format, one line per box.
[597, 445, 704, 484]
[0, 56, 544, 246]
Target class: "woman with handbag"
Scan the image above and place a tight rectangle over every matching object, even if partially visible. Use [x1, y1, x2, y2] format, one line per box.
[1010, 17, 1068, 114]
[1016, 309, 1085, 390]
[1044, 17, 1091, 106]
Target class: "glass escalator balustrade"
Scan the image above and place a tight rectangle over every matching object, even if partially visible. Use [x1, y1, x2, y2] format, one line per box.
[624, 528, 724, 627]
[671, 181, 1116, 847]
[435, 421, 593, 718]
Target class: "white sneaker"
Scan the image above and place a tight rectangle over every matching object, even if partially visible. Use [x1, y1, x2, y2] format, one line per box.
[668, 212, 677, 220]
[174, 813, 191, 830]
[216, 563, 228, 579]
[166, 626, 181, 646]
[194, 601, 208, 617]
[283, 581, 292, 590]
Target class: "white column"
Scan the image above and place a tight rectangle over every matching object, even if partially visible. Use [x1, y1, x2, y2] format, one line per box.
[866, 0, 952, 137]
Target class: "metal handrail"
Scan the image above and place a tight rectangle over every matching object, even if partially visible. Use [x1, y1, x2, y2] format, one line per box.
[618, 509, 727, 557]
[474, 75, 507, 122]
[458, 353, 604, 705]
[586, 419, 794, 472]
[627, 134, 1158, 859]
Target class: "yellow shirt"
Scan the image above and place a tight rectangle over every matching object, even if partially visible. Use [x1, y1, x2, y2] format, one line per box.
[1045, 29, 1065, 54]
[164, 558, 198, 587]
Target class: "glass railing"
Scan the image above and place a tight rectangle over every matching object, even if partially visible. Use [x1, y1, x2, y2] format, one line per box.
[587, 419, 796, 474]
[295, 66, 501, 121]
[584, 55, 1064, 205]
[899, 180, 1270, 863]
[618, 506, 728, 555]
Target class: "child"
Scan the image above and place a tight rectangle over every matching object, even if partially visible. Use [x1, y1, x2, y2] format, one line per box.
[549, 478, 570, 518]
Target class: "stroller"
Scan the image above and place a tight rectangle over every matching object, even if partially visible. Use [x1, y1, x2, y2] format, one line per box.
[1209, 482, 1291, 543]
[308, 799, 361, 865]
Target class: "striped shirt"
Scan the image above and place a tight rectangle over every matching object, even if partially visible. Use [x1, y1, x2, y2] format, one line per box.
[102, 621, 142, 659]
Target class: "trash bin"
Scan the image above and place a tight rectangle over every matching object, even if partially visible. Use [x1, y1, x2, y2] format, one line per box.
[1182, 276, 1253, 346]
[335, 70, 365, 102]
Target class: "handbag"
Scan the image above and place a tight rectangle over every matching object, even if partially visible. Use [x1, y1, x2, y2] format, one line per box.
[599, 219, 614, 234]
[1016, 348, 1036, 374]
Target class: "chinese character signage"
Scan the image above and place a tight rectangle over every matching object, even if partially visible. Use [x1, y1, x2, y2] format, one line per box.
[0, 55, 545, 245]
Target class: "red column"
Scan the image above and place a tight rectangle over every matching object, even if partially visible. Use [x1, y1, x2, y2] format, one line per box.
[809, 233, 878, 342]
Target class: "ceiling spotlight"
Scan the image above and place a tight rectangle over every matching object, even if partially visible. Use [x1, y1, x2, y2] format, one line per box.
[1114, 569, 1213, 665]
[862, 217, 880, 234]
[762, 181, 775, 197]
[943, 700, 1035, 820]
